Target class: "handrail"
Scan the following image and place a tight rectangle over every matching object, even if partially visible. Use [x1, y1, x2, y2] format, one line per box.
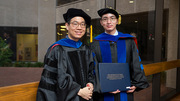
[0, 82, 39, 101]
[144, 59, 180, 76]
[0, 59, 180, 101]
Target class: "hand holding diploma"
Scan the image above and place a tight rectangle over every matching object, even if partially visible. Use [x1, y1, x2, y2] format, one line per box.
[110, 89, 121, 94]
[126, 86, 136, 93]
[110, 86, 136, 94]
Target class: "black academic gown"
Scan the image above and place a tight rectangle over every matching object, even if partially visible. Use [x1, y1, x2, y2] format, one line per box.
[90, 32, 149, 101]
[36, 39, 95, 101]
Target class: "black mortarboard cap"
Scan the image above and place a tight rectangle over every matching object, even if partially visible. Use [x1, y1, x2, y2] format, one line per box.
[63, 8, 91, 26]
[97, 8, 119, 19]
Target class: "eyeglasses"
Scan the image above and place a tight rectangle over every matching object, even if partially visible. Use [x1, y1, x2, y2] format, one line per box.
[70, 21, 86, 28]
[101, 17, 117, 23]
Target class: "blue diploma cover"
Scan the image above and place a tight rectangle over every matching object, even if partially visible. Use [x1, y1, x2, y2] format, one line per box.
[98, 63, 131, 93]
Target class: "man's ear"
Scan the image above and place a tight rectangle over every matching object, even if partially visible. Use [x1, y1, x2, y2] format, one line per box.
[100, 19, 103, 26]
[65, 23, 69, 30]
[116, 22, 118, 25]
[116, 19, 118, 25]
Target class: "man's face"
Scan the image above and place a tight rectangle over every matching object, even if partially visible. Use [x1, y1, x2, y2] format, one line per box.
[66, 16, 86, 41]
[100, 13, 118, 33]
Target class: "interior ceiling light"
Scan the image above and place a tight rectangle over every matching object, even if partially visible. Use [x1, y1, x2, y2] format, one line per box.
[129, 0, 134, 3]
[60, 26, 66, 28]
[57, 32, 60, 35]
[60, 29, 66, 31]
[57, 32, 63, 36]
[86, 9, 90, 11]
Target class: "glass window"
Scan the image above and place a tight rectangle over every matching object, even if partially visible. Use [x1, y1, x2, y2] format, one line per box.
[16, 33, 38, 62]
[0, 27, 38, 62]
[56, 24, 67, 40]
[0, 0, 38, 62]
[115, 0, 156, 64]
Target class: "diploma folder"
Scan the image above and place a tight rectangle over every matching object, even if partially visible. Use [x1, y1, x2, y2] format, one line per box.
[98, 63, 131, 93]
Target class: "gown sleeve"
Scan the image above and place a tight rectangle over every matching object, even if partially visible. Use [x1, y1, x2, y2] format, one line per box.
[88, 51, 96, 85]
[89, 43, 101, 93]
[130, 40, 149, 91]
[36, 45, 81, 101]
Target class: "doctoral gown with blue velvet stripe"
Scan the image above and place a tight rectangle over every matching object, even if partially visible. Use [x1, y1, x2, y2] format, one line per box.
[90, 32, 149, 101]
[36, 38, 96, 101]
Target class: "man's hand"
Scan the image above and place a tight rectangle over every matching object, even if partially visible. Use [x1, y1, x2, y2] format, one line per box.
[126, 86, 136, 93]
[78, 87, 93, 100]
[86, 83, 94, 91]
[110, 89, 120, 94]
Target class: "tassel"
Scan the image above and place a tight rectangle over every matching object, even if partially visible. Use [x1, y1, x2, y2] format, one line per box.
[118, 15, 121, 25]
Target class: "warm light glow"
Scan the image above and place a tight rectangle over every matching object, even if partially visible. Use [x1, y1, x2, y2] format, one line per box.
[57, 32, 63, 36]
[135, 21, 138, 23]
[60, 26, 66, 28]
[129, 0, 134, 3]
[86, 9, 90, 11]
[60, 29, 66, 31]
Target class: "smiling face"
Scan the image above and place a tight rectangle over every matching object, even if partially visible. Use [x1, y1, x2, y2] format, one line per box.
[66, 16, 86, 42]
[100, 13, 118, 35]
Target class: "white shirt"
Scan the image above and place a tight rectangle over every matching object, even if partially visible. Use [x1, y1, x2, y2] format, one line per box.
[105, 30, 118, 36]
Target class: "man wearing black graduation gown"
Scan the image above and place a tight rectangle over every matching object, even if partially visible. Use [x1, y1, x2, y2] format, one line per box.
[36, 8, 96, 101]
[90, 8, 149, 101]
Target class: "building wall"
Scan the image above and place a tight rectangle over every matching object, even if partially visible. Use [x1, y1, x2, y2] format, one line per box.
[117, 0, 155, 14]
[0, 0, 179, 63]
[166, 0, 179, 88]
[0, 0, 38, 27]
[56, 0, 170, 24]
[0, 0, 170, 27]
[56, 0, 105, 24]
[0, 0, 56, 62]
[38, 0, 56, 62]
[116, 0, 169, 14]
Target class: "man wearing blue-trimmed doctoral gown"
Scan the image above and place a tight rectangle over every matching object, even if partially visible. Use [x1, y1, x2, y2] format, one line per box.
[37, 8, 96, 101]
[90, 8, 149, 101]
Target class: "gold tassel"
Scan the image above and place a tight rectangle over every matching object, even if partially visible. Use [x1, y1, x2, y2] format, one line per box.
[118, 15, 121, 25]
[90, 25, 93, 43]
